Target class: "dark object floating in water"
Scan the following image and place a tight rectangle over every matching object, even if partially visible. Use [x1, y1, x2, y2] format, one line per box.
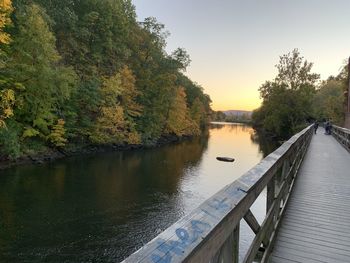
[216, 157, 235, 162]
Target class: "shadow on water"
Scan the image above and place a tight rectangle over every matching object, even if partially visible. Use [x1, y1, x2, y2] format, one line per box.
[0, 133, 209, 262]
[0, 123, 278, 262]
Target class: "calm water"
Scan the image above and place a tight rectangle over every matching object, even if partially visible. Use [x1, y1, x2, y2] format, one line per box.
[0, 123, 277, 262]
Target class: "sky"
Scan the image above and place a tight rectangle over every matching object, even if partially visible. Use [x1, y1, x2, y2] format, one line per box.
[132, 0, 350, 111]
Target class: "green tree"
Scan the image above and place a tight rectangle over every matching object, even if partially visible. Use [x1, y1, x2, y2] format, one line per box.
[253, 49, 319, 138]
[128, 17, 175, 143]
[0, 0, 212, 160]
[0, 0, 14, 128]
[212, 111, 227, 122]
[5, 4, 76, 143]
[313, 79, 345, 124]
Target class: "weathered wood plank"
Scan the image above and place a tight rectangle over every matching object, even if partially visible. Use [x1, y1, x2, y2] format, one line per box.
[281, 221, 350, 239]
[275, 241, 350, 261]
[211, 224, 239, 263]
[277, 231, 350, 252]
[272, 249, 332, 263]
[280, 227, 350, 243]
[282, 215, 350, 232]
[242, 198, 277, 263]
[243, 209, 261, 235]
[283, 212, 350, 227]
[270, 128, 350, 262]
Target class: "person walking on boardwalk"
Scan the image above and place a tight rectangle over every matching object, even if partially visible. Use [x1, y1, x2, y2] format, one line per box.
[328, 121, 333, 135]
[313, 120, 319, 134]
[325, 121, 330, 134]
[325, 121, 332, 135]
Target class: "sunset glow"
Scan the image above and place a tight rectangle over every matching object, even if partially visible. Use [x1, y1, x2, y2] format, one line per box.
[133, 0, 350, 111]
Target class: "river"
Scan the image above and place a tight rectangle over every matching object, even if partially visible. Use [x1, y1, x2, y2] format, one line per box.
[0, 123, 277, 262]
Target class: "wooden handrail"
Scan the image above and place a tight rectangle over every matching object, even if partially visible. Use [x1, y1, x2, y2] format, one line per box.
[121, 125, 313, 263]
[332, 125, 350, 152]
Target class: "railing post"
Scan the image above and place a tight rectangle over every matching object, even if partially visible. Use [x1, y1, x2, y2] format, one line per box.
[264, 174, 276, 250]
[232, 224, 240, 263]
[266, 175, 275, 214]
[281, 159, 291, 205]
[211, 224, 240, 263]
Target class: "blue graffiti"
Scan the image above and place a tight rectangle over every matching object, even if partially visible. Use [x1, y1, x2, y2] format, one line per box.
[201, 208, 219, 219]
[151, 252, 172, 263]
[190, 220, 210, 240]
[207, 198, 230, 212]
[150, 220, 211, 263]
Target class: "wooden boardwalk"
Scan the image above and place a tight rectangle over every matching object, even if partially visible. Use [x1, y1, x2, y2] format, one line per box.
[270, 128, 350, 263]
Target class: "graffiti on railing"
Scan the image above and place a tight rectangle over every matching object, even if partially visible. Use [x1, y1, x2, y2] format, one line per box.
[149, 187, 246, 262]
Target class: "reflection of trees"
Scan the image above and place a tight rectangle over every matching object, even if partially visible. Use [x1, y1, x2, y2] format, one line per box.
[210, 122, 251, 133]
[0, 132, 210, 262]
[121, 130, 210, 198]
[210, 123, 226, 130]
[250, 130, 280, 157]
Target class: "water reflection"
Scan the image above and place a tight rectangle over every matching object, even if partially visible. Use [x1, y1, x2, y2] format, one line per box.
[0, 123, 278, 262]
[250, 130, 280, 157]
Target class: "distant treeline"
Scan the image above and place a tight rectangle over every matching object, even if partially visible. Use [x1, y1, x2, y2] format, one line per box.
[212, 110, 252, 123]
[252, 49, 347, 139]
[0, 0, 211, 159]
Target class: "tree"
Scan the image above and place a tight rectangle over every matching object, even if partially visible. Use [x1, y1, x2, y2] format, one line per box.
[275, 49, 320, 90]
[0, 0, 212, 159]
[165, 87, 198, 136]
[91, 68, 141, 145]
[119, 66, 142, 119]
[170, 48, 191, 71]
[0, 88, 15, 127]
[5, 4, 76, 142]
[253, 50, 319, 138]
[0, 0, 14, 128]
[313, 79, 344, 124]
[0, 0, 12, 44]
[47, 119, 68, 147]
[212, 111, 226, 122]
[191, 97, 206, 128]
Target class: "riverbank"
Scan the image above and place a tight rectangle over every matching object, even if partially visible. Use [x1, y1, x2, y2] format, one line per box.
[0, 134, 192, 170]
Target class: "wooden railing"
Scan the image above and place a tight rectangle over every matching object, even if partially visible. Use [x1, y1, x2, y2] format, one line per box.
[332, 125, 350, 152]
[122, 125, 313, 263]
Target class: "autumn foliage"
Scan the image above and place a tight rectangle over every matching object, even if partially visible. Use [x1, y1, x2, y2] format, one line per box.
[0, 0, 211, 159]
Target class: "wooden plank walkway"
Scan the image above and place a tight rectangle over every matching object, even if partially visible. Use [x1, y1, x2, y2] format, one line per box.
[270, 127, 350, 263]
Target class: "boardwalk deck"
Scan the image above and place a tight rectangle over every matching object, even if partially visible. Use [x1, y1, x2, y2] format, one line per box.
[270, 128, 350, 263]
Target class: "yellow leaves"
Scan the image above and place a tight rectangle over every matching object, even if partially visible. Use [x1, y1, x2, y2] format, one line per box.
[100, 105, 124, 130]
[0, 0, 13, 44]
[166, 86, 199, 136]
[47, 119, 67, 147]
[21, 119, 68, 148]
[190, 97, 205, 125]
[0, 88, 15, 128]
[101, 73, 123, 106]
[120, 66, 142, 117]
[92, 66, 142, 145]
[91, 105, 125, 144]
[22, 127, 40, 139]
[127, 131, 141, 145]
